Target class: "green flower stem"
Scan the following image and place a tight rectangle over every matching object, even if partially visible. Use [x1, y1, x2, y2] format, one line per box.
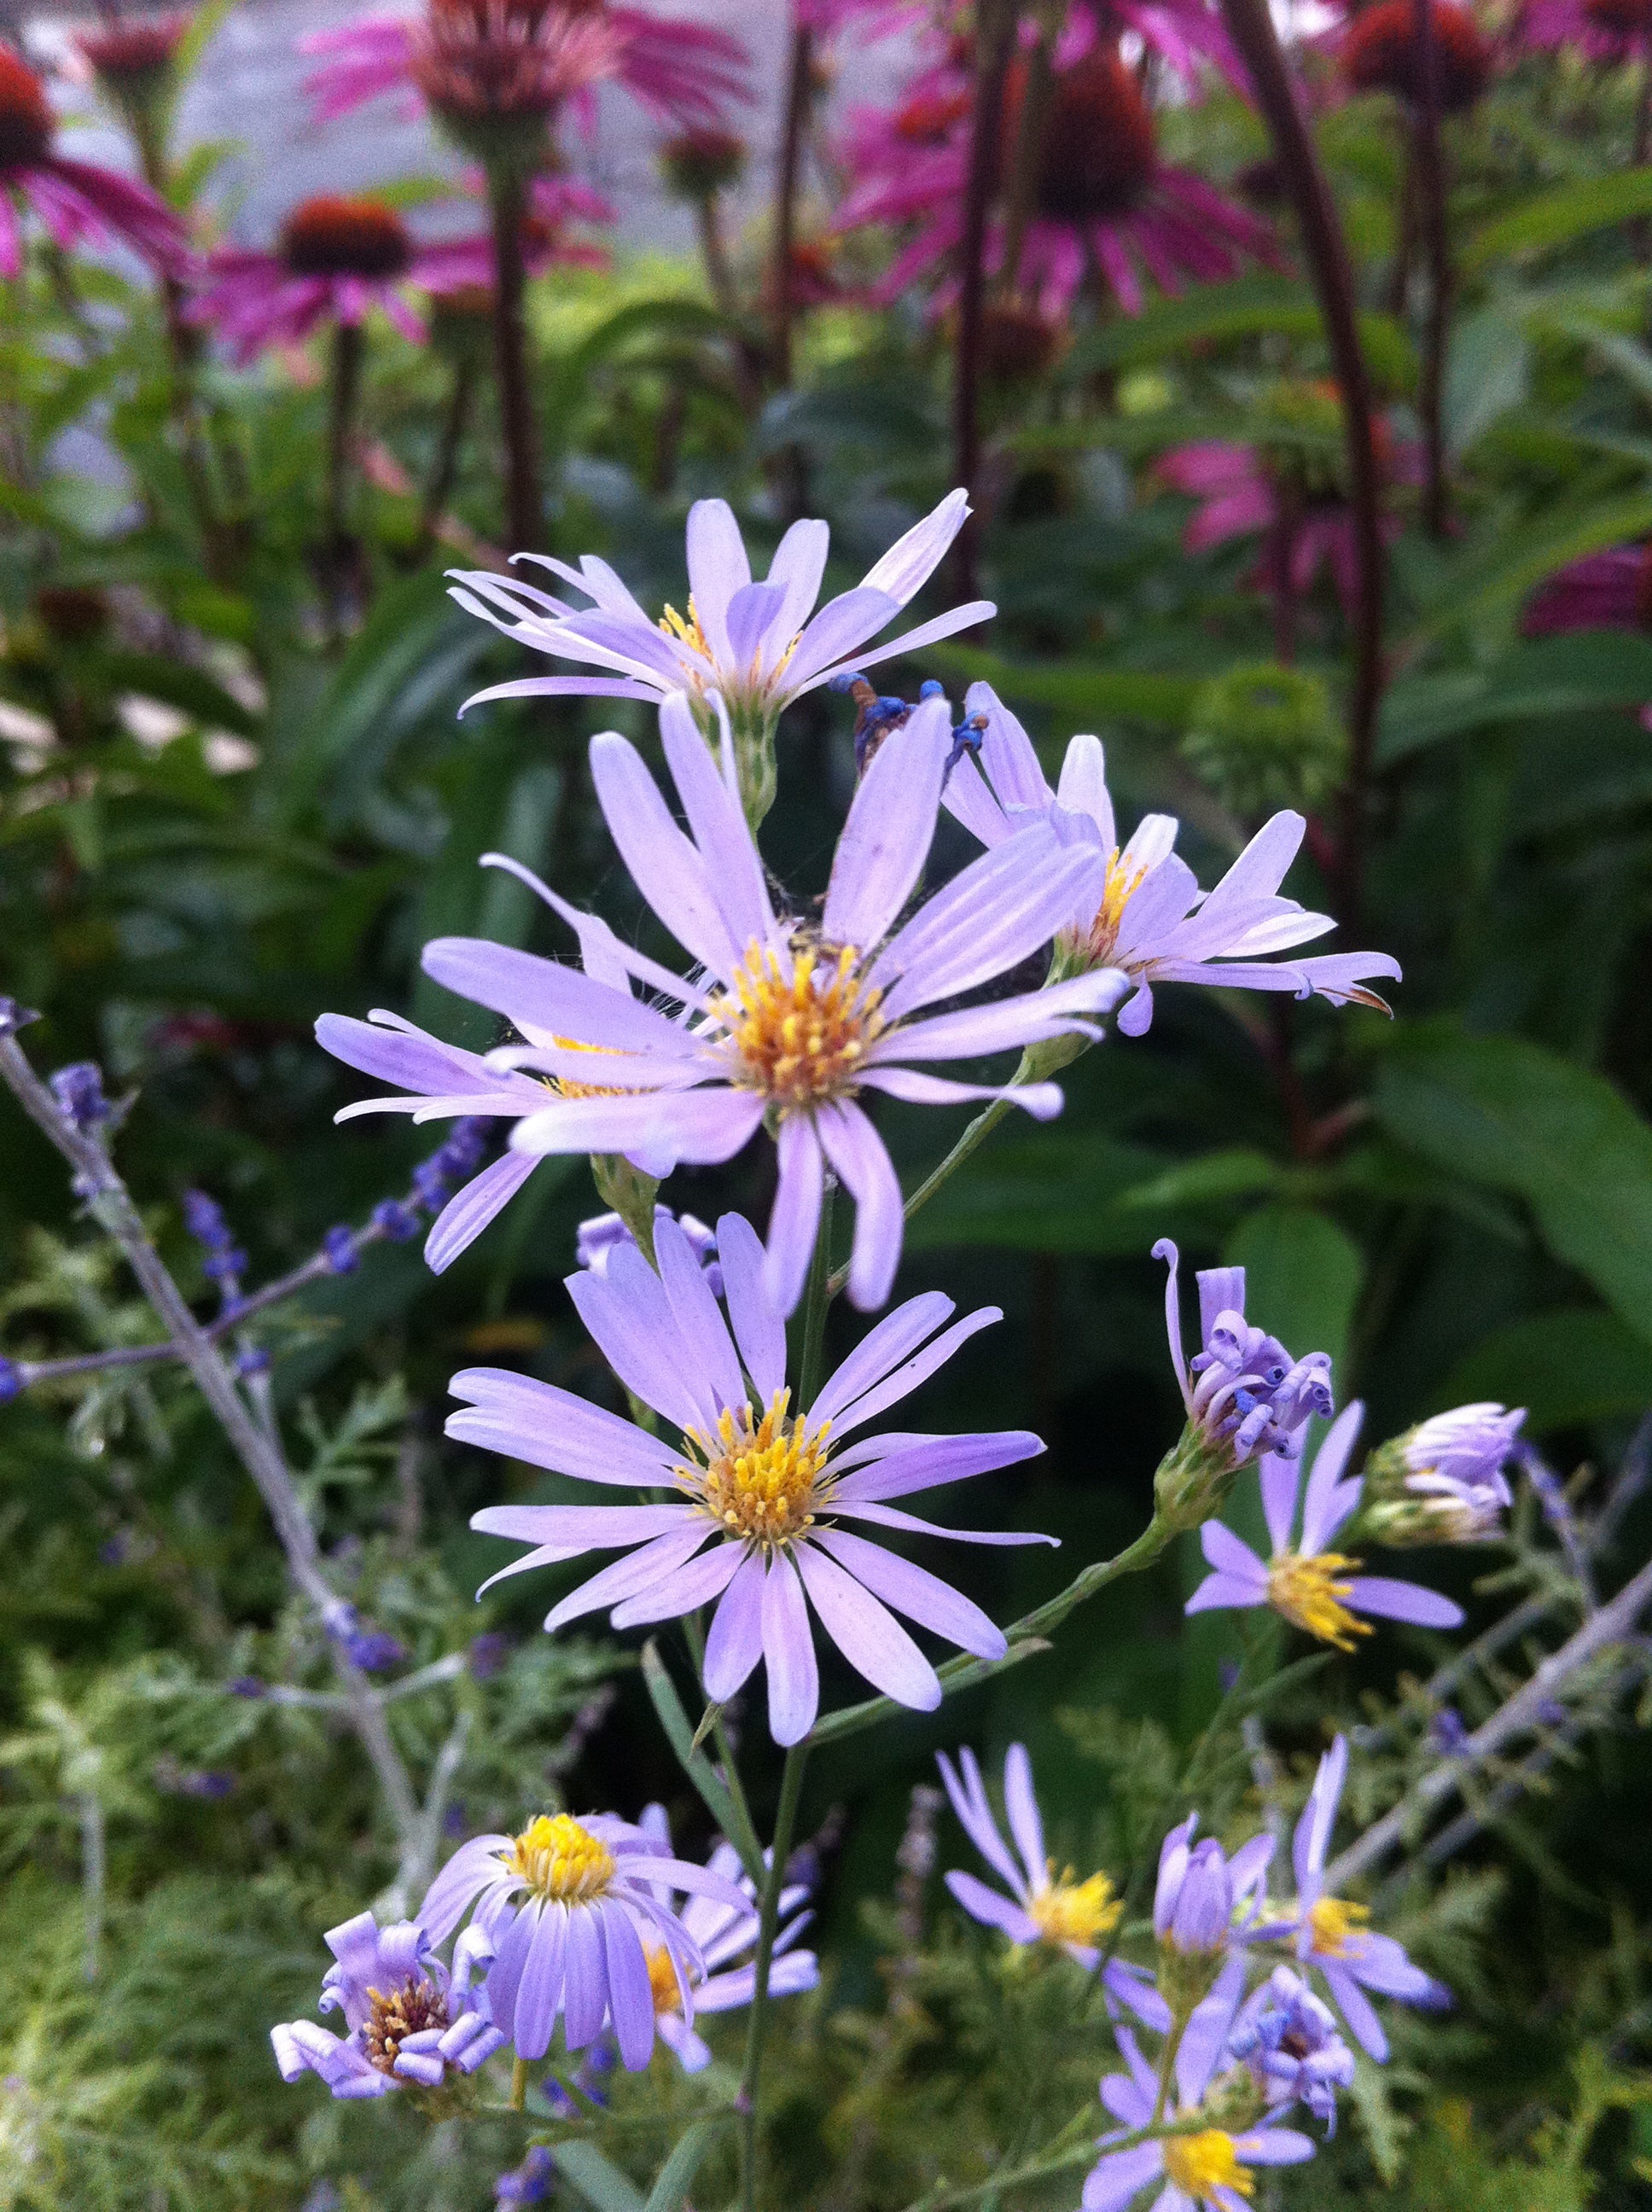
[509, 2056, 528, 2111]
[797, 1180, 836, 1409]
[826, 1091, 1016, 1302]
[736, 1741, 810, 2212]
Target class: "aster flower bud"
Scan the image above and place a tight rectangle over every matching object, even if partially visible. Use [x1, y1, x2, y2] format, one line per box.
[1360, 1402, 1522, 1545]
[0, 997, 41, 1037]
[1154, 1815, 1272, 2010]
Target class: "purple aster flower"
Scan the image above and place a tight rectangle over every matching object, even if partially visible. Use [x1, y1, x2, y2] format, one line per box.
[417, 1809, 747, 2070]
[1084, 1964, 1315, 2211]
[446, 491, 994, 820]
[578, 1205, 723, 1297]
[318, 693, 1122, 1313]
[271, 1911, 506, 2098]
[1365, 1401, 1521, 1545]
[1154, 1244, 1334, 1526]
[631, 1803, 817, 2072]
[1230, 1965, 1356, 2132]
[456, 1210, 1055, 1747]
[943, 684, 1400, 1033]
[937, 1743, 1169, 2029]
[1268, 1735, 1450, 2061]
[1154, 1817, 1273, 1961]
[1186, 1403, 1465, 1649]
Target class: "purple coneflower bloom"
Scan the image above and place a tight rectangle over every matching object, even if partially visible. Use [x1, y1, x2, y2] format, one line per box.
[1083, 1963, 1315, 2211]
[317, 693, 1124, 1312]
[445, 491, 993, 792]
[1270, 1735, 1450, 2060]
[0, 43, 187, 277]
[944, 685, 1399, 1034]
[1521, 542, 1652, 715]
[633, 1803, 817, 2072]
[1230, 1965, 1356, 2131]
[271, 1911, 505, 2098]
[455, 1211, 1055, 1746]
[418, 1808, 747, 2070]
[937, 1743, 1170, 2028]
[1154, 1814, 1273, 1958]
[1156, 1243, 1335, 1470]
[1186, 1402, 1464, 1649]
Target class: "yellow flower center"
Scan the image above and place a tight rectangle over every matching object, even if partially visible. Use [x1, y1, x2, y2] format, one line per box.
[546, 1031, 631, 1101]
[1306, 1894, 1370, 1959]
[647, 1944, 686, 2017]
[659, 597, 713, 660]
[710, 940, 885, 1114]
[1266, 1551, 1371, 1652]
[679, 1388, 832, 1547]
[1161, 2131, 1254, 2203]
[506, 1813, 616, 1902]
[1073, 847, 1151, 964]
[1026, 1866, 1122, 1949]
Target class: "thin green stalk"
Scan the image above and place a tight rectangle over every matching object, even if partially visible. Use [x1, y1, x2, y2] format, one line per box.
[828, 1093, 1015, 1301]
[509, 2055, 528, 2111]
[798, 1182, 836, 1407]
[736, 1742, 810, 2212]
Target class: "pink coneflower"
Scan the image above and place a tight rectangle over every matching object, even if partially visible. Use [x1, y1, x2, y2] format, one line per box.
[836, 38, 1276, 318]
[0, 42, 187, 277]
[1339, 0, 1493, 108]
[1523, 541, 1652, 636]
[301, 0, 748, 137]
[1522, 0, 1652, 64]
[416, 195, 609, 292]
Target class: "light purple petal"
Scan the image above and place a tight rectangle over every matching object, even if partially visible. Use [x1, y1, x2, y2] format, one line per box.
[860, 1068, 1064, 1121]
[1294, 1734, 1347, 1899]
[1176, 1954, 1246, 2107]
[823, 1307, 1004, 1437]
[1346, 1577, 1464, 1629]
[446, 1367, 678, 1486]
[658, 692, 777, 960]
[809, 1291, 955, 1427]
[1300, 1401, 1365, 1554]
[656, 1212, 744, 1416]
[717, 1212, 787, 1401]
[609, 1540, 741, 1627]
[601, 1902, 656, 2070]
[1082, 2144, 1163, 2212]
[815, 1529, 1007, 1660]
[821, 697, 950, 952]
[704, 1551, 768, 1701]
[565, 1245, 704, 1429]
[1234, 2129, 1316, 2168]
[424, 1151, 538, 1272]
[513, 1086, 764, 1172]
[783, 585, 903, 690]
[762, 517, 829, 661]
[511, 1902, 567, 2061]
[724, 579, 788, 668]
[817, 1100, 905, 1311]
[588, 731, 742, 979]
[1185, 1572, 1269, 1616]
[1199, 1521, 1269, 1583]
[859, 490, 969, 604]
[766, 1111, 825, 1317]
[544, 1526, 713, 1632]
[418, 1835, 510, 1946]
[421, 938, 701, 1059]
[834, 1429, 1044, 1502]
[870, 969, 1125, 1064]
[1322, 1961, 1387, 2060]
[684, 498, 750, 665]
[872, 834, 1103, 1021]
[835, 1499, 1057, 1545]
[796, 1541, 941, 1709]
[762, 1554, 820, 1745]
[1259, 1451, 1301, 1556]
[802, 600, 998, 694]
[937, 1746, 1025, 1895]
[944, 1869, 1040, 1944]
[561, 1904, 609, 2050]
[1002, 1743, 1047, 1893]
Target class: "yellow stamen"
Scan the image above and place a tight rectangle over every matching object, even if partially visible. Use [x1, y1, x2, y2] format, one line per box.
[646, 1945, 684, 2017]
[659, 596, 712, 659]
[678, 1388, 831, 1547]
[1074, 846, 1150, 964]
[505, 1813, 616, 1902]
[1266, 1551, 1372, 1652]
[1306, 1895, 1370, 1959]
[1162, 2132, 1254, 2203]
[546, 1031, 630, 1101]
[709, 938, 885, 1114]
[1026, 1866, 1122, 1949]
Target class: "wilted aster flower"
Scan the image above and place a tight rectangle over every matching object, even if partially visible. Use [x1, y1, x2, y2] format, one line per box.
[943, 685, 1400, 1033]
[577, 1206, 721, 1295]
[633, 1804, 817, 2071]
[1267, 1735, 1450, 2060]
[456, 1212, 1055, 1746]
[1363, 1400, 1522, 1545]
[447, 491, 993, 821]
[319, 695, 1124, 1313]
[1186, 1403, 1465, 1648]
[0, 43, 188, 276]
[419, 1808, 747, 2069]
[271, 1912, 505, 2098]
[938, 1743, 1169, 2028]
[1230, 1965, 1356, 2132]
[1084, 1965, 1314, 2211]
[1153, 1244, 1334, 1533]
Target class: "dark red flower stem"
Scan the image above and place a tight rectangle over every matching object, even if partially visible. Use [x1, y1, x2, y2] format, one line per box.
[1411, 0, 1451, 536]
[951, 0, 1019, 602]
[486, 162, 543, 553]
[1634, 34, 1651, 264]
[417, 353, 478, 557]
[768, 19, 814, 388]
[324, 316, 364, 633]
[1217, 0, 1386, 931]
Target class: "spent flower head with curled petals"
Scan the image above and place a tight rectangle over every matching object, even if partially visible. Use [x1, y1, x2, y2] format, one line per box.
[453, 1212, 1056, 1746]
[1230, 1965, 1356, 2132]
[1151, 1241, 1334, 1534]
[1361, 1401, 1522, 1545]
[445, 489, 994, 822]
[937, 1743, 1169, 2030]
[317, 693, 1126, 1314]
[945, 684, 1400, 1035]
[1187, 1403, 1465, 1648]
[270, 1911, 506, 2098]
[418, 1807, 747, 2069]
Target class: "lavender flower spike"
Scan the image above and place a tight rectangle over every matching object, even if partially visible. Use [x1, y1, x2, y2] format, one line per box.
[419, 1810, 748, 2071]
[1083, 1965, 1315, 2212]
[945, 683, 1400, 1034]
[1268, 1735, 1451, 2061]
[1230, 1965, 1356, 2132]
[633, 1804, 818, 2072]
[1151, 1241, 1333, 1531]
[446, 490, 994, 820]
[938, 1742, 1169, 2029]
[271, 1912, 505, 2098]
[455, 1211, 1056, 1747]
[1362, 1401, 1523, 1545]
[334, 692, 1124, 1314]
[1186, 1403, 1464, 1649]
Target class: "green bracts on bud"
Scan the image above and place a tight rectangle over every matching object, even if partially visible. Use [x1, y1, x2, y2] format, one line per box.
[590, 1154, 660, 1266]
[1153, 1423, 1240, 1538]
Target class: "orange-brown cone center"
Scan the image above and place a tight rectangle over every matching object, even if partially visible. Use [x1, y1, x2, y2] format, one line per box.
[281, 195, 412, 280]
[1342, 0, 1492, 113]
[1033, 49, 1158, 221]
[0, 47, 54, 168]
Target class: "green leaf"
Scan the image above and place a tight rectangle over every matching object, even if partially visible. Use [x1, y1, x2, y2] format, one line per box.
[905, 1129, 1185, 1254]
[96, 652, 259, 736]
[1223, 1205, 1364, 1387]
[1062, 275, 1415, 390]
[640, 1641, 765, 1885]
[1463, 171, 1652, 272]
[551, 2142, 647, 2212]
[1374, 1030, 1652, 1347]
[926, 644, 1202, 731]
[1444, 308, 1529, 460]
[1402, 492, 1652, 640]
[643, 2118, 733, 2212]
[1437, 1308, 1652, 1429]
[1376, 633, 1652, 761]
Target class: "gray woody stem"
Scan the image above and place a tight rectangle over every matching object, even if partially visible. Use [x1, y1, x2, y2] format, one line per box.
[0, 1033, 424, 1893]
[1324, 1551, 1652, 1889]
